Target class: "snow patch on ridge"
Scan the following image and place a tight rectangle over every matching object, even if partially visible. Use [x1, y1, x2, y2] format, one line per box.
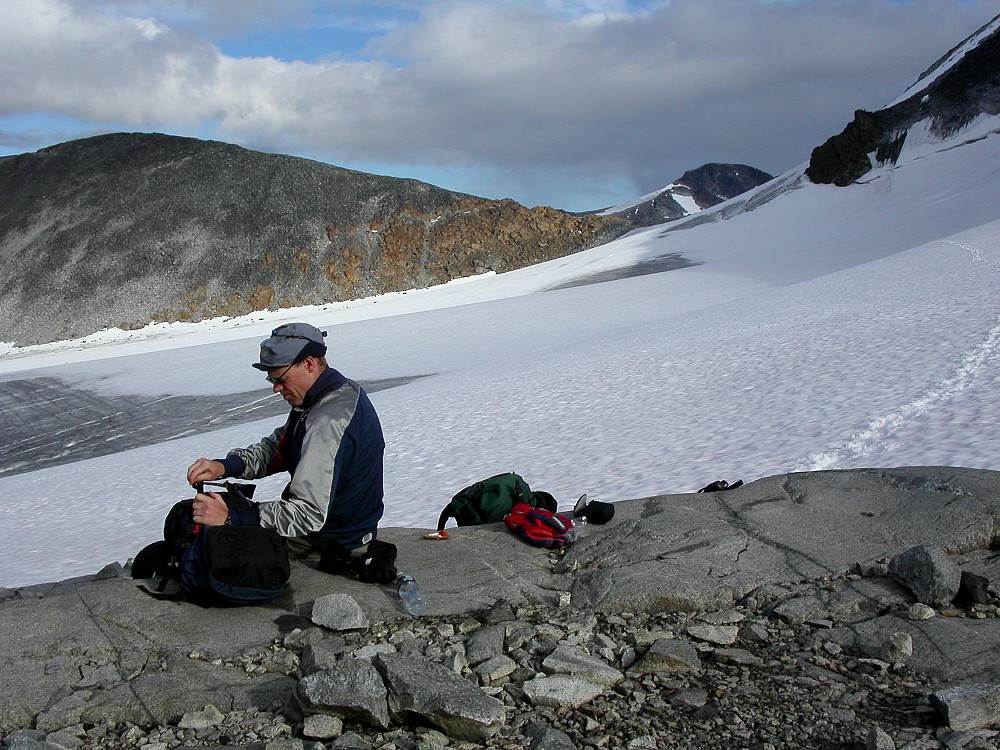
[890, 14, 1000, 107]
[597, 182, 699, 217]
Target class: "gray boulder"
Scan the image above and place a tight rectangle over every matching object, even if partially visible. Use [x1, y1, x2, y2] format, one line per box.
[474, 655, 518, 685]
[866, 725, 896, 750]
[540, 645, 623, 688]
[879, 632, 913, 665]
[670, 688, 709, 710]
[481, 599, 518, 624]
[177, 704, 225, 729]
[628, 638, 702, 675]
[465, 623, 506, 666]
[685, 623, 739, 645]
[523, 721, 576, 750]
[771, 595, 829, 625]
[374, 652, 506, 742]
[311, 594, 369, 631]
[7, 738, 64, 750]
[521, 674, 606, 709]
[908, 603, 936, 621]
[293, 660, 390, 729]
[301, 637, 345, 675]
[302, 714, 344, 739]
[931, 683, 1000, 731]
[889, 545, 962, 607]
[713, 648, 764, 667]
[330, 731, 372, 750]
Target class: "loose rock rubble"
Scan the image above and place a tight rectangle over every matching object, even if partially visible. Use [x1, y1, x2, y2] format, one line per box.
[5, 468, 1000, 750]
[7, 587, 1000, 750]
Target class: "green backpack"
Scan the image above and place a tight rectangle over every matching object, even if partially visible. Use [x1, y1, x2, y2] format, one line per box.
[437, 472, 556, 531]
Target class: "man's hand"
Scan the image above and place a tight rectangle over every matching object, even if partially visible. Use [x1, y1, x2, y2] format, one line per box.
[192, 492, 229, 526]
[187, 458, 225, 486]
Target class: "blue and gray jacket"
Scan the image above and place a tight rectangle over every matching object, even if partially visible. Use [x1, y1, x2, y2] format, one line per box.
[219, 367, 385, 550]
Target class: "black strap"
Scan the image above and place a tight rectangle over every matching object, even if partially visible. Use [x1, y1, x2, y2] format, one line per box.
[437, 502, 455, 531]
[136, 584, 183, 601]
[135, 559, 182, 600]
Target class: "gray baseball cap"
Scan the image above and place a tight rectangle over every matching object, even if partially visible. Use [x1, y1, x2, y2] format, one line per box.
[253, 322, 328, 370]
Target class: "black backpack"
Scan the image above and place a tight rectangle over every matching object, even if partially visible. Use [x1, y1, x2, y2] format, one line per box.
[437, 472, 557, 531]
[133, 482, 290, 606]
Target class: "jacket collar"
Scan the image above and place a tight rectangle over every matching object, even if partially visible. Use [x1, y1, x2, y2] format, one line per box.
[298, 366, 347, 411]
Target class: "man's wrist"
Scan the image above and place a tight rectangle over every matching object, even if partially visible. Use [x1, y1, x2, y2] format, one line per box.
[217, 454, 246, 478]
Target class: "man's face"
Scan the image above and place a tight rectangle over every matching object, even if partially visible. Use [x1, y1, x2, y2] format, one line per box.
[267, 358, 316, 406]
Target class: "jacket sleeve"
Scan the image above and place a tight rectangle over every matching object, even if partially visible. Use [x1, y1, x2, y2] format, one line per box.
[257, 382, 361, 538]
[226, 421, 287, 480]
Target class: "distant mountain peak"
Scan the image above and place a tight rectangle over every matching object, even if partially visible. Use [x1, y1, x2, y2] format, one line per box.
[590, 163, 774, 227]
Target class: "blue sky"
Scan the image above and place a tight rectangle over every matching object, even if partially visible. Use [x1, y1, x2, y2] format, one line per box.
[0, 0, 995, 210]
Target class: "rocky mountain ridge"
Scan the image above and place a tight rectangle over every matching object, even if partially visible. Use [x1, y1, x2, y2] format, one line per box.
[2, 12, 997, 347]
[807, 12, 1000, 186]
[0, 133, 630, 346]
[647, 12, 1000, 238]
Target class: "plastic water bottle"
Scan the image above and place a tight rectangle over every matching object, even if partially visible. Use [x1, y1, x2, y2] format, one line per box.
[396, 574, 426, 615]
[565, 517, 587, 543]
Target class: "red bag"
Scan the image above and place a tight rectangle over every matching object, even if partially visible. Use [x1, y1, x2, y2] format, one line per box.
[504, 503, 578, 549]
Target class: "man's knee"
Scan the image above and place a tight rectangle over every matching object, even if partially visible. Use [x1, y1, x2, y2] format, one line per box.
[285, 536, 320, 559]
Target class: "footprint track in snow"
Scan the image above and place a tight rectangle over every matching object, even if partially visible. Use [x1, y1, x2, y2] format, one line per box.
[791, 239, 1000, 471]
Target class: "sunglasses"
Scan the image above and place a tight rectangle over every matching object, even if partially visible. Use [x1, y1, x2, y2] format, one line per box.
[265, 363, 296, 385]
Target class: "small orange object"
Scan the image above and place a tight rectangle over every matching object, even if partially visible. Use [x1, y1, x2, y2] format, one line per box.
[423, 530, 449, 540]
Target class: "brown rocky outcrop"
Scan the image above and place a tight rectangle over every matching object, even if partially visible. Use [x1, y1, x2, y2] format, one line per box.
[318, 198, 629, 301]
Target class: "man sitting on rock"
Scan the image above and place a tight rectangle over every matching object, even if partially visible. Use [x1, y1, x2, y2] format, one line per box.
[186, 322, 394, 580]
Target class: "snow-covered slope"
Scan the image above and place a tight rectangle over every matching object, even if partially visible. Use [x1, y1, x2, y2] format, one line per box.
[1, 112, 998, 588]
[598, 182, 700, 217]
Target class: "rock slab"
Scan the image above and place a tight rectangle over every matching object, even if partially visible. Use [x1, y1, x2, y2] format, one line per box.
[931, 683, 1000, 731]
[293, 660, 390, 729]
[374, 652, 506, 742]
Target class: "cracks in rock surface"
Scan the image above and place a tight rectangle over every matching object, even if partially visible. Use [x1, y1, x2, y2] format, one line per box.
[710, 480, 837, 581]
[781, 478, 806, 505]
[74, 589, 157, 726]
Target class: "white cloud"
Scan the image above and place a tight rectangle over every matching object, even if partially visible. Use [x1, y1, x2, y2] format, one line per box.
[0, 0, 996, 208]
[63, 0, 313, 32]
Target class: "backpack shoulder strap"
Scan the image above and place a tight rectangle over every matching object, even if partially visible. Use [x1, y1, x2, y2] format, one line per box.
[136, 583, 184, 601]
[437, 502, 455, 532]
